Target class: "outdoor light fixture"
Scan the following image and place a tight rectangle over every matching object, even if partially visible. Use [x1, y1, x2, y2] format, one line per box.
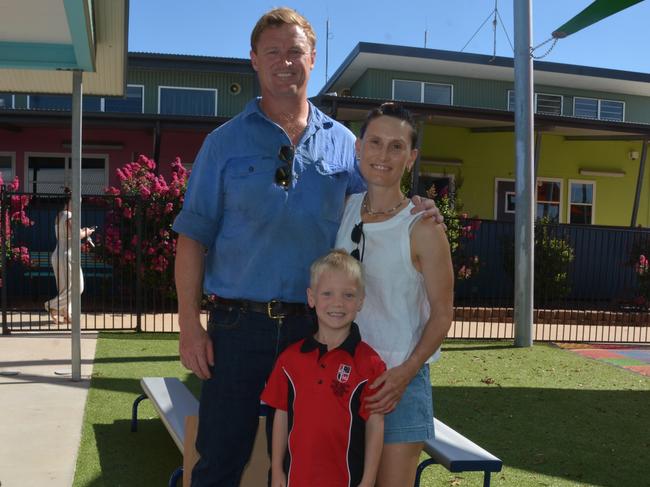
[629, 150, 640, 160]
[579, 168, 625, 178]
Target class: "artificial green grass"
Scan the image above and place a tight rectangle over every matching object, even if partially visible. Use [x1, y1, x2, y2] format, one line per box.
[73, 334, 650, 486]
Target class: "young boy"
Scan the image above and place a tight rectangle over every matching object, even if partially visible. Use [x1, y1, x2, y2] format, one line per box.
[261, 249, 386, 487]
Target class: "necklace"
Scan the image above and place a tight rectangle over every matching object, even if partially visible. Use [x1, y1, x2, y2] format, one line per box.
[362, 193, 407, 216]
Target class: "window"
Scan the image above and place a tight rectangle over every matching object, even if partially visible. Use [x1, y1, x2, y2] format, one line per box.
[535, 93, 563, 115]
[0, 94, 14, 109]
[158, 86, 217, 116]
[536, 179, 562, 222]
[25, 85, 144, 113]
[574, 97, 624, 121]
[416, 173, 455, 200]
[26, 154, 107, 194]
[0, 154, 14, 183]
[104, 85, 144, 113]
[507, 90, 563, 115]
[599, 100, 624, 121]
[29, 94, 103, 111]
[393, 80, 452, 105]
[568, 181, 595, 224]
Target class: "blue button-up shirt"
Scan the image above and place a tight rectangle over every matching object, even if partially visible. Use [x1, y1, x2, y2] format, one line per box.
[172, 98, 364, 302]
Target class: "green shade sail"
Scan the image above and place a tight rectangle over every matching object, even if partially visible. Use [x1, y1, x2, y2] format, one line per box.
[552, 0, 644, 38]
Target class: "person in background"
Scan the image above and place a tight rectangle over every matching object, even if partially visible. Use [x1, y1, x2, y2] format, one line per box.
[335, 102, 454, 487]
[44, 188, 95, 324]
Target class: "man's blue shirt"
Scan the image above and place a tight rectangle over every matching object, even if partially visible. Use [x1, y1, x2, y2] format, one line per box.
[172, 98, 364, 302]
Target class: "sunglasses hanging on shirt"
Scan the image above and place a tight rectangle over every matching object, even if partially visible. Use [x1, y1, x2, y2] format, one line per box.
[275, 144, 295, 190]
[350, 222, 365, 262]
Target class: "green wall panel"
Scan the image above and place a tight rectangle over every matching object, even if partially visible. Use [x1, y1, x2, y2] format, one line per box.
[352, 69, 650, 123]
[127, 69, 256, 117]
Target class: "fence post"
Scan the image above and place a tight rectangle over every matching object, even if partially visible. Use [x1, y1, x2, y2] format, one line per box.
[1, 185, 9, 335]
[135, 197, 143, 332]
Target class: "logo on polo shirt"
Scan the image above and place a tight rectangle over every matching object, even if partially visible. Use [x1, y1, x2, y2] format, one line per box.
[337, 364, 351, 383]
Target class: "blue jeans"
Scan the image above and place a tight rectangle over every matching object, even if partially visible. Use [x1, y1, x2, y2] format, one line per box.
[191, 307, 313, 487]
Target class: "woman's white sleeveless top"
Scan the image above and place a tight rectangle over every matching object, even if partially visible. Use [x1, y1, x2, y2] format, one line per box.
[335, 193, 440, 369]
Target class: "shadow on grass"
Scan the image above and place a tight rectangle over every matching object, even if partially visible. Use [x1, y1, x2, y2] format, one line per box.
[433, 386, 650, 486]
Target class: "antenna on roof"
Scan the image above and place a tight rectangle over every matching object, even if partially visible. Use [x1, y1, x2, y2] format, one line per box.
[461, 0, 513, 58]
[424, 29, 428, 48]
[325, 18, 333, 83]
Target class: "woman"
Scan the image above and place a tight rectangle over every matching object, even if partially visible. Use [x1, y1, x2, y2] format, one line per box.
[44, 190, 95, 324]
[335, 102, 454, 486]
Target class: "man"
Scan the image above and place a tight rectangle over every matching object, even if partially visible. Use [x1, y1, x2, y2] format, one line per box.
[172, 7, 441, 486]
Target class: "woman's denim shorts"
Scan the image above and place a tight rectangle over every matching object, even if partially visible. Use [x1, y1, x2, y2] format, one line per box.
[383, 364, 435, 444]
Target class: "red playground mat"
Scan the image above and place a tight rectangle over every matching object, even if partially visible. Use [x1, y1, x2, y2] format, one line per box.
[554, 343, 650, 377]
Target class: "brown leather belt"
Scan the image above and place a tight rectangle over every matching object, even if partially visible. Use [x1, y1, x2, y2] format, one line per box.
[210, 296, 308, 319]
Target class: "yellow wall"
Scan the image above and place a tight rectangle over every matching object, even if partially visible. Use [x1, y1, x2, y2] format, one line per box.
[419, 124, 648, 226]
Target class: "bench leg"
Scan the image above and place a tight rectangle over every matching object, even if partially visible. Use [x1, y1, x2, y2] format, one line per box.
[414, 458, 437, 487]
[483, 471, 491, 487]
[131, 393, 148, 432]
[169, 466, 183, 487]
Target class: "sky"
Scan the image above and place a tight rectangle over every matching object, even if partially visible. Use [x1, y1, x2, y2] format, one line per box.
[128, 0, 650, 97]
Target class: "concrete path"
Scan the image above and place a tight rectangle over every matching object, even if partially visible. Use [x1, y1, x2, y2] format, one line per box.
[0, 332, 98, 487]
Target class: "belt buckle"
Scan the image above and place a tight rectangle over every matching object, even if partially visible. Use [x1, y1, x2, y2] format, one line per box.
[267, 299, 286, 319]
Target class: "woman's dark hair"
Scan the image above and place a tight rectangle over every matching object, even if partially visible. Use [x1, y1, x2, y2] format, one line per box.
[359, 102, 418, 149]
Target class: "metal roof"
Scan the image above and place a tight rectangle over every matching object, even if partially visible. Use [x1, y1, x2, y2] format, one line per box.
[0, 0, 128, 96]
[320, 42, 650, 98]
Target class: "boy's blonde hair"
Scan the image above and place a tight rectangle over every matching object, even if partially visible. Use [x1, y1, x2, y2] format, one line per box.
[250, 7, 316, 53]
[310, 249, 364, 291]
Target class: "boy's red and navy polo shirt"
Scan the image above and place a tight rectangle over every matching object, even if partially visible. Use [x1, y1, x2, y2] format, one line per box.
[261, 323, 386, 487]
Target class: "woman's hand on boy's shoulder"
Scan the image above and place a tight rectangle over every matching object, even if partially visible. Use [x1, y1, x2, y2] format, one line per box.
[365, 363, 415, 414]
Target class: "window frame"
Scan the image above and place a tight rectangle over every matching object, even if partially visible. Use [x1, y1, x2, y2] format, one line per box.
[536, 177, 564, 223]
[157, 85, 218, 116]
[0, 152, 16, 184]
[392, 79, 453, 105]
[0, 94, 15, 109]
[24, 152, 109, 195]
[104, 84, 145, 113]
[507, 90, 564, 116]
[567, 179, 596, 224]
[573, 96, 625, 121]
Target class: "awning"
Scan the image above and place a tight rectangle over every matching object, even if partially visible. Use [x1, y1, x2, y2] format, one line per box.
[553, 0, 644, 38]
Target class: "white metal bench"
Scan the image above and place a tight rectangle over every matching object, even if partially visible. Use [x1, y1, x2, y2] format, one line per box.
[131, 377, 198, 486]
[131, 377, 269, 487]
[414, 418, 503, 487]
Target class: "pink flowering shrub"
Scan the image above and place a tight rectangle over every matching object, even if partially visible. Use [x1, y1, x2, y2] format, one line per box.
[94, 155, 188, 297]
[1, 175, 33, 282]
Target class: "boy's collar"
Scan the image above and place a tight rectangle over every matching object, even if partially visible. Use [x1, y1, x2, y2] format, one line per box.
[300, 322, 361, 357]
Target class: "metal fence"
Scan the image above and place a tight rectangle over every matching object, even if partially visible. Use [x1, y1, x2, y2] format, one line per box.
[2, 191, 649, 342]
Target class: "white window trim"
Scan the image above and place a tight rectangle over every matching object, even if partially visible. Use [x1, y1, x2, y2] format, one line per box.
[534, 92, 563, 116]
[598, 98, 626, 122]
[494, 177, 515, 219]
[536, 177, 564, 223]
[0, 151, 16, 184]
[24, 152, 109, 194]
[573, 96, 625, 121]
[157, 85, 218, 116]
[567, 179, 596, 224]
[392, 79, 453, 105]
[572, 96, 598, 119]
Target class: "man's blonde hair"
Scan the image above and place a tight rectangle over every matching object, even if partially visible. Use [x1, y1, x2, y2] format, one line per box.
[250, 7, 316, 53]
[310, 249, 364, 291]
